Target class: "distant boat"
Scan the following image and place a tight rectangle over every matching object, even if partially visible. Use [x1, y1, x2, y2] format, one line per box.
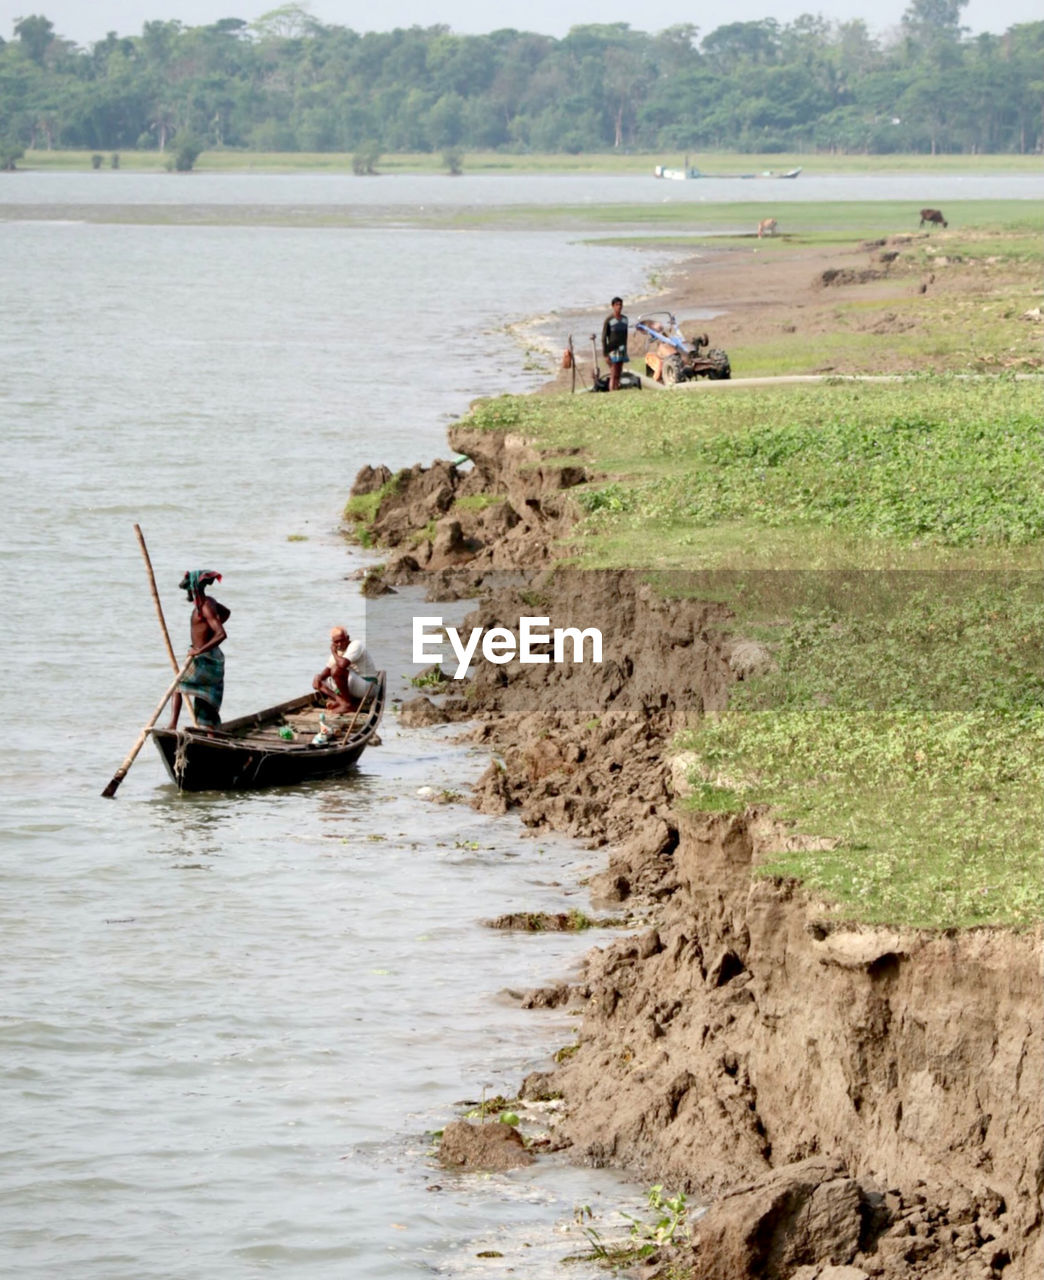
[653, 165, 802, 180]
[653, 165, 702, 180]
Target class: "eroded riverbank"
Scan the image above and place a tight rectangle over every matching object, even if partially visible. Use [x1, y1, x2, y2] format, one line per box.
[346, 351, 1042, 1279]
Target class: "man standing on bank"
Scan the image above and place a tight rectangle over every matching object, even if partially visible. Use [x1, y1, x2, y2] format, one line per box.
[168, 570, 229, 730]
[601, 295, 629, 391]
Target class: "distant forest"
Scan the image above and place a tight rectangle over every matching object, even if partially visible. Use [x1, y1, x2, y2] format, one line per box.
[2, 1, 1042, 162]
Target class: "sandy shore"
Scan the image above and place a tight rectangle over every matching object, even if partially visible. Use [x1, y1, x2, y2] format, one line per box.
[538, 225, 1040, 389]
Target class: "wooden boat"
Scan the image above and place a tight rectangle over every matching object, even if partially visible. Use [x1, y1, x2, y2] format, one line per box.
[653, 164, 802, 180]
[150, 672, 386, 792]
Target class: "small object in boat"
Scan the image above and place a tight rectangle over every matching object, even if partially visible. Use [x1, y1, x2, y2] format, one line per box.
[312, 713, 331, 746]
[278, 725, 295, 740]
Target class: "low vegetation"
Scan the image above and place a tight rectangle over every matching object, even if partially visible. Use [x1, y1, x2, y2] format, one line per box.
[463, 272, 1043, 927]
[567, 1186, 690, 1267]
[19, 149, 1044, 176]
[469, 377, 1043, 570]
[343, 471, 406, 538]
[678, 574, 1044, 928]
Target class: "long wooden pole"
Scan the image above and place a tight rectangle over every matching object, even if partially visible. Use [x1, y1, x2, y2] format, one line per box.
[135, 524, 197, 727]
[102, 659, 195, 798]
[338, 677, 376, 741]
[134, 524, 177, 669]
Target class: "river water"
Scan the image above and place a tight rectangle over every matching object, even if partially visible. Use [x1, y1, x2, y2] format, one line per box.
[1, 169, 1037, 1278]
[5, 169, 1044, 209]
[0, 177, 672, 1279]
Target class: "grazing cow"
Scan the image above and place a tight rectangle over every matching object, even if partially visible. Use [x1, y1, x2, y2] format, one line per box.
[919, 208, 947, 229]
[757, 217, 778, 238]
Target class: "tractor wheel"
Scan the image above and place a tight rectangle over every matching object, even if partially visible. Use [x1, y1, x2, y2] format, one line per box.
[662, 355, 683, 385]
[706, 349, 731, 380]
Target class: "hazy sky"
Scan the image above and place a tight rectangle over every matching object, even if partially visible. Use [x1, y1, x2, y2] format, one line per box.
[1, 0, 1040, 47]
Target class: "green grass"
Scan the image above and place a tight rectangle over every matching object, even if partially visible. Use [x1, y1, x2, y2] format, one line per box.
[343, 491, 382, 525]
[661, 389, 1042, 546]
[452, 492, 505, 513]
[447, 200, 1044, 235]
[318, 210, 1042, 930]
[675, 574, 1044, 928]
[458, 372, 1044, 929]
[343, 471, 406, 527]
[465, 378, 1044, 569]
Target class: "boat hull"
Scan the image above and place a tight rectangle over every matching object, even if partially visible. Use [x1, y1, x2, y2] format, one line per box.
[653, 165, 802, 180]
[150, 674, 386, 793]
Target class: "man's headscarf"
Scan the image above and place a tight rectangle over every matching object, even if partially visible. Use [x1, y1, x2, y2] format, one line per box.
[180, 570, 222, 601]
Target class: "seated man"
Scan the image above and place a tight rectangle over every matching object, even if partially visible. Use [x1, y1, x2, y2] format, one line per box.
[313, 627, 377, 714]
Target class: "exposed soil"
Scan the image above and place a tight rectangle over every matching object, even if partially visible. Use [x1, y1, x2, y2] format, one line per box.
[353, 238, 1043, 1280]
[537, 230, 1040, 383]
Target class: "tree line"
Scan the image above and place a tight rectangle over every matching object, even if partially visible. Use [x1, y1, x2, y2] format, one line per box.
[1, 1, 1042, 167]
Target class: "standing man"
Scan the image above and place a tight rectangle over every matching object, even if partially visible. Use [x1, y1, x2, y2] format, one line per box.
[601, 296, 629, 391]
[168, 570, 229, 730]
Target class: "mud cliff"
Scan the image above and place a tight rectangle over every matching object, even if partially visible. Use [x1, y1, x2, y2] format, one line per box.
[350, 429, 1043, 1280]
[543, 810, 1042, 1279]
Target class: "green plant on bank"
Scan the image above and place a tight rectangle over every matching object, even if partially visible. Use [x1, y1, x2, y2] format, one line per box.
[342, 470, 409, 542]
[468, 396, 524, 430]
[464, 1092, 516, 1121]
[459, 354, 1044, 929]
[677, 575, 1044, 928]
[440, 197, 1044, 237]
[1, 135, 25, 169]
[452, 492, 503, 513]
[21, 151, 1044, 177]
[567, 1187, 689, 1268]
[574, 483, 638, 517]
[624, 1186, 689, 1250]
[463, 376, 1044, 571]
[168, 136, 203, 172]
[16, 192, 1040, 255]
[351, 143, 380, 174]
[410, 668, 446, 688]
[343, 492, 381, 524]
